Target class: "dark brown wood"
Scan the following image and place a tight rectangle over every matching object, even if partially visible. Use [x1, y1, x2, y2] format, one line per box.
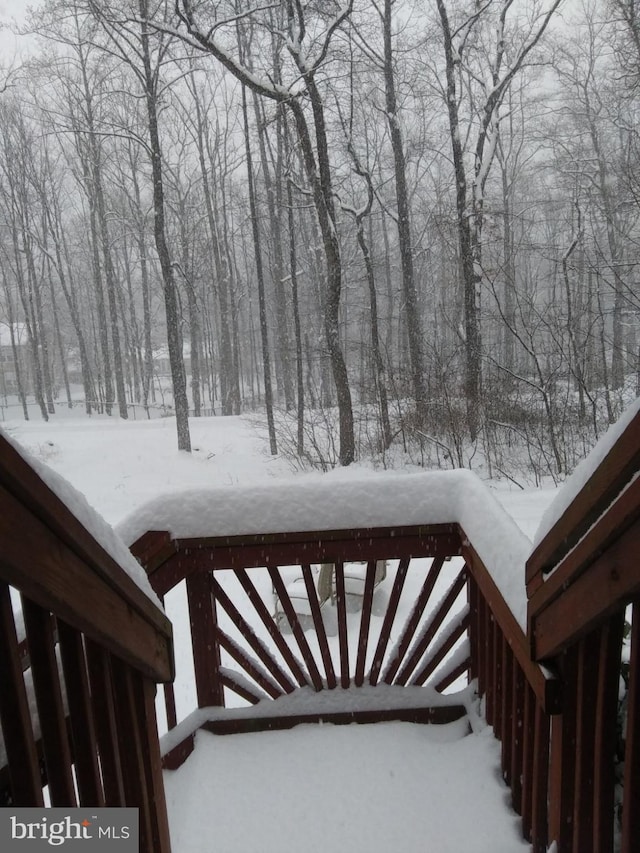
[412, 611, 470, 687]
[130, 530, 177, 576]
[510, 658, 524, 815]
[137, 677, 173, 853]
[592, 613, 624, 853]
[0, 436, 173, 662]
[526, 406, 640, 580]
[212, 576, 296, 693]
[163, 682, 178, 730]
[485, 603, 495, 726]
[434, 656, 471, 693]
[464, 542, 561, 713]
[0, 583, 44, 805]
[186, 571, 223, 707]
[302, 565, 337, 689]
[493, 621, 503, 740]
[334, 562, 350, 688]
[396, 568, 467, 685]
[572, 632, 600, 853]
[622, 602, 640, 853]
[477, 593, 487, 696]
[548, 647, 578, 852]
[268, 567, 323, 691]
[468, 575, 479, 681]
[531, 699, 549, 853]
[84, 641, 126, 807]
[368, 558, 410, 685]
[220, 670, 264, 705]
[201, 703, 468, 736]
[354, 561, 377, 686]
[500, 639, 513, 786]
[236, 568, 309, 688]
[521, 683, 534, 836]
[21, 597, 76, 805]
[383, 556, 445, 684]
[161, 734, 194, 771]
[57, 619, 104, 806]
[0, 483, 173, 683]
[531, 516, 640, 660]
[215, 627, 280, 699]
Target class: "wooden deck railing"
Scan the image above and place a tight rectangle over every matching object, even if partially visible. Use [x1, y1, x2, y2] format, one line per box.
[0, 433, 174, 853]
[132, 497, 559, 851]
[527, 405, 640, 853]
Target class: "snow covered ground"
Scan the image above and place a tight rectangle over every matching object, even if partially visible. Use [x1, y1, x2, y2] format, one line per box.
[3, 411, 558, 852]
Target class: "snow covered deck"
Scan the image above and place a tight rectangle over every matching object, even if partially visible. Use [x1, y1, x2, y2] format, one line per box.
[164, 720, 529, 853]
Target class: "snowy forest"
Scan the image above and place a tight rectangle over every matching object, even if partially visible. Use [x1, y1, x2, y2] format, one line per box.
[0, 0, 637, 481]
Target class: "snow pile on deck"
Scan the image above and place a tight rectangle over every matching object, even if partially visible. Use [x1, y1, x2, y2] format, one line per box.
[118, 468, 532, 627]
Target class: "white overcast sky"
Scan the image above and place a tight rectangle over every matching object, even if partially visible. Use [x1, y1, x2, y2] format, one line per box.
[0, 0, 40, 63]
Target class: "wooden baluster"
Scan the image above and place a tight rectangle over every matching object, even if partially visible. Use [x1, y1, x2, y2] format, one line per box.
[531, 700, 550, 853]
[468, 575, 479, 682]
[57, 619, 104, 806]
[510, 660, 524, 815]
[622, 602, 640, 853]
[354, 561, 377, 686]
[334, 562, 350, 688]
[500, 640, 513, 787]
[573, 631, 600, 852]
[302, 565, 337, 689]
[186, 571, 223, 707]
[592, 614, 624, 853]
[22, 598, 75, 805]
[236, 568, 309, 687]
[369, 558, 410, 686]
[0, 583, 43, 805]
[485, 606, 495, 726]
[521, 683, 534, 837]
[493, 622, 503, 740]
[548, 646, 579, 852]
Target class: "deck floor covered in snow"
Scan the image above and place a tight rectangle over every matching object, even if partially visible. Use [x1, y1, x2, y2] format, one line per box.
[163, 718, 529, 853]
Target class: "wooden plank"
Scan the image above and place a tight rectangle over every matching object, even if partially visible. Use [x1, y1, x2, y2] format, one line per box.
[510, 659, 524, 815]
[0, 435, 172, 642]
[0, 483, 173, 683]
[368, 558, 410, 685]
[0, 583, 43, 805]
[57, 619, 104, 806]
[220, 671, 265, 705]
[493, 620, 503, 740]
[396, 568, 467, 685]
[622, 602, 640, 853]
[21, 597, 76, 805]
[592, 613, 624, 853]
[302, 565, 337, 689]
[354, 561, 377, 686]
[130, 530, 177, 577]
[529, 476, 640, 624]
[269, 567, 323, 691]
[477, 594, 487, 696]
[531, 700, 550, 853]
[212, 576, 295, 693]
[202, 703, 468, 735]
[485, 604, 495, 726]
[521, 683, 534, 836]
[84, 641, 126, 807]
[412, 612, 470, 686]
[500, 639, 513, 786]
[526, 406, 640, 580]
[468, 575, 479, 682]
[463, 542, 561, 714]
[572, 632, 599, 853]
[186, 571, 223, 707]
[531, 517, 640, 660]
[334, 562, 350, 688]
[215, 628, 282, 699]
[382, 557, 445, 684]
[548, 647, 578, 852]
[236, 569, 309, 688]
[434, 657, 470, 693]
[137, 677, 173, 853]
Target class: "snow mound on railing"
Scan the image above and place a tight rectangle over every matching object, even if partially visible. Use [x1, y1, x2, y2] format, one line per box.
[532, 396, 640, 549]
[2, 427, 160, 605]
[117, 468, 531, 628]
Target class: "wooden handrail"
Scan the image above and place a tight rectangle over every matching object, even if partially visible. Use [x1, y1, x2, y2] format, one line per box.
[0, 433, 173, 683]
[527, 406, 640, 588]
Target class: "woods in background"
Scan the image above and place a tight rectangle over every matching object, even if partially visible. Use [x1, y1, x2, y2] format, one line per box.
[0, 0, 638, 481]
